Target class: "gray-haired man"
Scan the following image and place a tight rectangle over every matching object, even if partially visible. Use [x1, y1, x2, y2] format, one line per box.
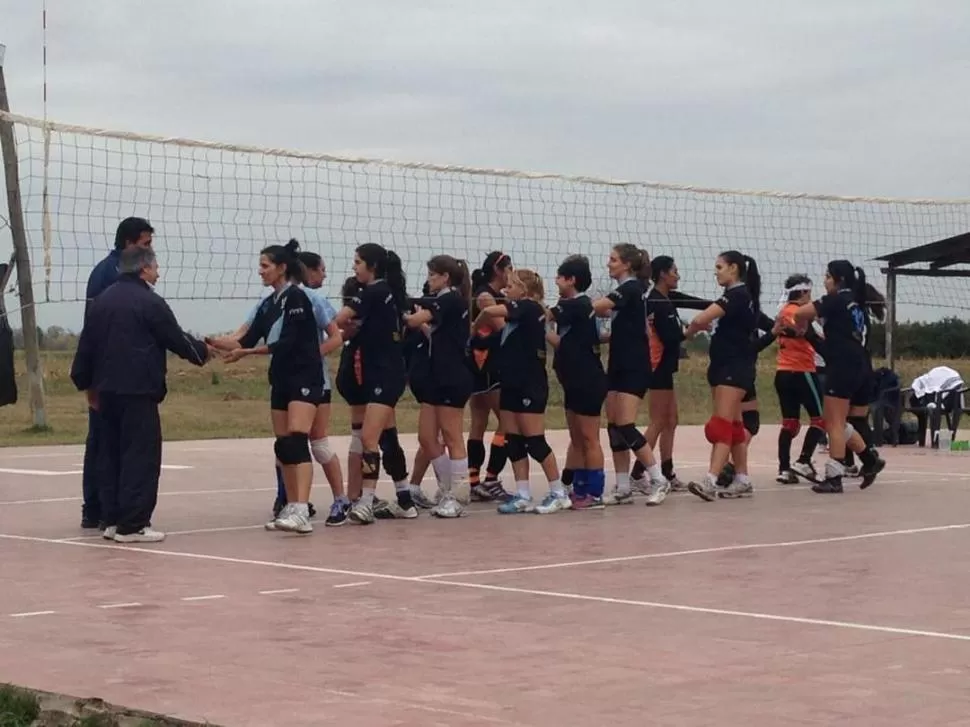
[71, 247, 212, 543]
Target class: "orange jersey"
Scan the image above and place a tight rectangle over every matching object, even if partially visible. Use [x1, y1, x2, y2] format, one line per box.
[775, 303, 816, 372]
[648, 318, 663, 370]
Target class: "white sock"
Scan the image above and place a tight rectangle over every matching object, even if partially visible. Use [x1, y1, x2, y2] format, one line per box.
[549, 478, 565, 496]
[647, 463, 664, 481]
[705, 472, 719, 487]
[394, 480, 409, 492]
[516, 481, 532, 500]
[824, 458, 845, 479]
[360, 488, 375, 506]
[410, 484, 425, 497]
[293, 502, 310, 517]
[431, 455, 451, 491]
[616, 472, 631, 493]
[451, 457, 469, 483]
[735, 473, 751, 484]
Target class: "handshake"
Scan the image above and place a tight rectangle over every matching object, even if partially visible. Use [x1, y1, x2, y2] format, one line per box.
[203, 335, 254, 364]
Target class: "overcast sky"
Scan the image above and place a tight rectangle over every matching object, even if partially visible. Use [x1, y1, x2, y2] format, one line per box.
[1, 0, 969, 331]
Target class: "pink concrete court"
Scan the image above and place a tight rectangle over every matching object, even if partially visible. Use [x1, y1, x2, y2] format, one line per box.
[2, 427, 970, 726]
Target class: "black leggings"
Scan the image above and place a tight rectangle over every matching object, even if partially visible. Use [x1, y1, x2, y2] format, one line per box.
[775, 370, 824, 471]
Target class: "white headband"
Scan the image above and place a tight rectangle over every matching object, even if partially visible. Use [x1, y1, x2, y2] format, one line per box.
[777, 283, 812, 311]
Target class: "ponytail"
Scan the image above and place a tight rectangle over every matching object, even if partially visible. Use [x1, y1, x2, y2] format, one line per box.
[612, 243, 650, 282]
[385, 250, 409, 314]
[472, 250, 511, 292]
[744, 255, 761, 312]
[455, 258, 472, 304]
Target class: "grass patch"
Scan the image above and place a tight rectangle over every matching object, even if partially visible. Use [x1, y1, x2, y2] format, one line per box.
[0, 685, 40, 727]
[1, 350, 965, 446]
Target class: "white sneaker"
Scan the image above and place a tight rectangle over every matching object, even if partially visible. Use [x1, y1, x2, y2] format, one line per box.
[113, 527, 165, 543]
[452, 476, 471, 506]
[630, 476, 650, 496]
[644, 479, 670, 506]
[266, 504, 292, 531]
[718, 478, 754, 499]
[431, 493, 466, 519]
[348, 500, 375, 525]
[534, 490, 572, 515]
[374, 499, 419, 520]
[791, 461, 817, 482]
[102, 526, 117, 540]
[275, 508, 313, 534]
[602, 489, 635, 506]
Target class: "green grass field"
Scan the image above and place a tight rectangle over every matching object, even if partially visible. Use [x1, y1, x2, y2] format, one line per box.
[0, 350, 963, 446]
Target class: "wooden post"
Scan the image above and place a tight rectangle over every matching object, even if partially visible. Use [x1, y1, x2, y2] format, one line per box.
[884, 263, 897, 371]
[0, 48, 48, 428]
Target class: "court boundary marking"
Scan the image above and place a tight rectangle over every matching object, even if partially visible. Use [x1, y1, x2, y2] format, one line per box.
[3, 522, 970, 643]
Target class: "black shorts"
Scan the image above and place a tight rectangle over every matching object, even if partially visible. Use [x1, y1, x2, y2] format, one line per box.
[423, 382, 473, 409]
[774, 370, 823, 419]
[707, 360, 756, 394]
[471, 368, 500, 396]
[608, 368, 649, 398]
[361, 373, 406, 408]
[825, 364, 874, 407]
[650, 367, 675, 392]
[500, 382, 548, 414]
[336, 364, 367, 407]
[563, 383, 606, 417]
[270, 383, 328, 411]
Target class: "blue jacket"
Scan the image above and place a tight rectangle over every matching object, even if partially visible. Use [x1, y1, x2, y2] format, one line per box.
[85, 250, 122, 319]
[71, 275, 208, 402]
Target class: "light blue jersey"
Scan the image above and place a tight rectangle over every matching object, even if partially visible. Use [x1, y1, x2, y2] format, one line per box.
[244, 286, 337, 390]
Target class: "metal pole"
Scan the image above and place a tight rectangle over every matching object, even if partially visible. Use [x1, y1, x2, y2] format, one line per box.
[0, 46, 48, 428]
[885, 263, 897, 371]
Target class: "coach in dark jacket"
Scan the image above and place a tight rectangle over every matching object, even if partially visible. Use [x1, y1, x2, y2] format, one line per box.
[71, 246, 211, 544]
[79, 217, 155, 529]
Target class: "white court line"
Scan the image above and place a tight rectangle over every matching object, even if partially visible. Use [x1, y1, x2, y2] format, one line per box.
[415, 522, 970, 579]
[57, 524, 266, 542]
[181, 594, 226, 602]
[98, 602, 142, 610]
[9, 610, 57, 618]
[3, 531, 970, 644]
[259, 588, 299, 595]
[416, 578, 970, 643]
[1, 487, 274, 507]
[333, 581, 372, 589]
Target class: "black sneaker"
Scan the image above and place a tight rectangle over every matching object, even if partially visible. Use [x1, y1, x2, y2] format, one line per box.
[812, 477, 844, 494]
[859, 456, 885, 490]
[81, 518, 103, 530]
[716, 463, 736, 488]
[308, 502, 317, 519]
[325, 501, 350, 527]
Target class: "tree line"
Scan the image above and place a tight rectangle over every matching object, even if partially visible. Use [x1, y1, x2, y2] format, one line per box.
[7, 318, 970, 359]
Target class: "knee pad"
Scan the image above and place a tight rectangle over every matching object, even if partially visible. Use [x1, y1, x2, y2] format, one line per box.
[274, 433, 311, 466]
[506, 433, 527, 462]
[781, 418, 800, 437]
[732, 420, 747, 444]
[525, 435, 552, 463]
[379, 426, 400, 454]
[607, 423, 628, 453]
[704, 416, 733, 445]
[809, 417, 825, 431]
[382, 442, 408, 482]
[310, 437, 335, 465]
[349, 424, 363, 455]
[617, 423, 647, 452]
[743, 411, 761, 438]
[361, 449, 381, 480]
[843, 422, 856, 441]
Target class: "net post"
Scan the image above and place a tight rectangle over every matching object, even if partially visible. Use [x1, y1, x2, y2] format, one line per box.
[884, 263, 897, 371]
[0, 47, 48, 429]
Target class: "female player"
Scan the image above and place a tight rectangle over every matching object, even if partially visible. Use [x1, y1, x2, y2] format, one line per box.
[547, 255, 607, 508]
[630, 255, 686, 491]
[404, 255, 475, 518]
[773, 274, 826, 484]
[466, 251, 514, 503]
[685, 251, 761, 503]
[332, 244, 412, 524]
[220, 240, 325, 533]
[791, 261, 886, 493]
[592, 244, 669, 506]
[473, 269, 567, 514]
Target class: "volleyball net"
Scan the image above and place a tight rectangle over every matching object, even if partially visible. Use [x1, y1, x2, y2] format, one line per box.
[2, 110, 970, 317]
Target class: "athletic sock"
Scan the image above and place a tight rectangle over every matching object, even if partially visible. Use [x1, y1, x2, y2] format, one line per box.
[587, 469, 605, 498]
[572, 469, 589, 497]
